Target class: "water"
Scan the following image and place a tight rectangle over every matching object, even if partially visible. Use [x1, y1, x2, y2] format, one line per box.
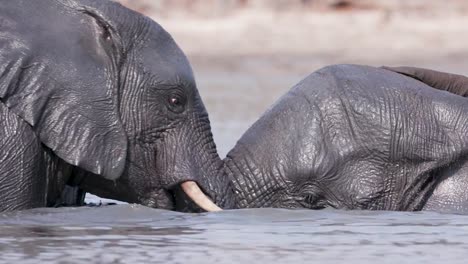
[1, 205, 467, 263]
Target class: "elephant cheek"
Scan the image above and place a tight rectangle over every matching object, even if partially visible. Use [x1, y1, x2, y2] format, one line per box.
[123, 143, 163, 199]
[155, 141, 198, 188]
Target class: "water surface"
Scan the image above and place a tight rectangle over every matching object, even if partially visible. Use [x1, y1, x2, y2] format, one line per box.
[1, 205, 467, 263]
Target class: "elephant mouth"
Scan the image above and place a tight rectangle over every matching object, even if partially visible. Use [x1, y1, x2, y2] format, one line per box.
[179, 181, 222, 212]
[143, 181, 221, 212]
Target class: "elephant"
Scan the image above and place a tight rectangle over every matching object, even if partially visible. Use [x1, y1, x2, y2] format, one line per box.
[383, 66, 468, 97]
[195, 64, 468, 214]
[0, 0, 221, 211]
[2, 1, 466, 214]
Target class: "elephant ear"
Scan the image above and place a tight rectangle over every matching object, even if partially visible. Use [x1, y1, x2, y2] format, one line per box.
[382, 66, 468, 97]
[0, 3, 127, 180]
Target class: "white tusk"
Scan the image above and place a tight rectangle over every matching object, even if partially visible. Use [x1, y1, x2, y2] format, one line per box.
[180, 181, 222, 212]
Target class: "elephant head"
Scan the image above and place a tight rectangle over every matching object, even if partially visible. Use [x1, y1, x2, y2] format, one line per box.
[0, 0, 221, 210]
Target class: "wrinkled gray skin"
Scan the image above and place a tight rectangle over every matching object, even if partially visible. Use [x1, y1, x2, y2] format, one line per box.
[383, 66, 468, 97]
[2, 1, 467, 214]
[0, 0, 220, 211]
[202, 64, 468, 214]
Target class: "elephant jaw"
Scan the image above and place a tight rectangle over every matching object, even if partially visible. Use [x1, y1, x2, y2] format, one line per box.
[180, 181, 222, 212]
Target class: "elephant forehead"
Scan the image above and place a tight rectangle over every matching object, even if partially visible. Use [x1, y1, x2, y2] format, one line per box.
[139, 31, 195, 87]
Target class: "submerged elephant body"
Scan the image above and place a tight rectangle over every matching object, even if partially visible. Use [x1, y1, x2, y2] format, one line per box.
[206, 65, 468, 214]
[0, 0, 220, 211]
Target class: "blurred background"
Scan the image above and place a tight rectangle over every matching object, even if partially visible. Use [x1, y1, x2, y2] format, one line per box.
[118, 0, 468, 157]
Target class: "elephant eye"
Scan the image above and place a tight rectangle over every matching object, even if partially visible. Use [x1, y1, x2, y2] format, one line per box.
[167, 94, 186, 113]
[169, 97, 180, 105]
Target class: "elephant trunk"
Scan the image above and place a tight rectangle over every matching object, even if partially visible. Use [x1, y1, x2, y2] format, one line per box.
[193, 154, 237, 210]
[174, 139, 230, 211]
[174, 121, 235, 211]
[151, 95, 234, 211]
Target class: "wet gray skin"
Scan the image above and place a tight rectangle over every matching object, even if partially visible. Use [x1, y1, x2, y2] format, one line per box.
[0, 0, 220, 211]
[2, 0, 468, 214]
[199, 65, 468, 214]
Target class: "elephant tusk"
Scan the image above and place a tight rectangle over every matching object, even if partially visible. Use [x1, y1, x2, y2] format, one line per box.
[180, 181, 222, 212]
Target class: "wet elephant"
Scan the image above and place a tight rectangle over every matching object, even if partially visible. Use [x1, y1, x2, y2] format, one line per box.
[0, 0, 219, 211]
[197, 64, 468, 214]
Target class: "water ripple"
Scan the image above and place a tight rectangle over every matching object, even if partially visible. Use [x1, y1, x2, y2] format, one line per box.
[1, 205, 468, 263]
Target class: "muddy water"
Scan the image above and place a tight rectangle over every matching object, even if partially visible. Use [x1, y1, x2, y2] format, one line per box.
[1, 205, 468, 263]
[3, 56, 468, 263]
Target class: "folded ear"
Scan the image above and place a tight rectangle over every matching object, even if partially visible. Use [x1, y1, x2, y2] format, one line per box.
[0, 3, 127, 180]
[382, 66, 468, 97]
